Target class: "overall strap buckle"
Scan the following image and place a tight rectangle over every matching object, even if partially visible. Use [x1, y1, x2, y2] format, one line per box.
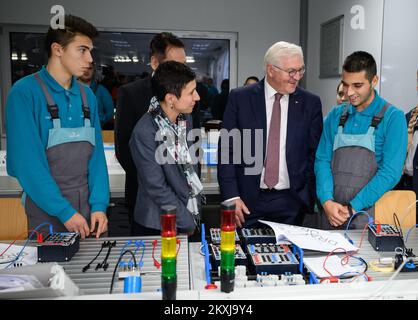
[338, 103, 351, 127]
[47, 104, 59, 119]
[82, 105, 91, 120]
[370, 102, 391, 128]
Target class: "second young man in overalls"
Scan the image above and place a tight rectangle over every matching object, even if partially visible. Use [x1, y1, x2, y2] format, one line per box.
[315, 51, 407, 229]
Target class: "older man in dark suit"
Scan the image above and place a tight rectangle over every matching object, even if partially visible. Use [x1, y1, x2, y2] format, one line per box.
[115, 32, 187, 234]
[218, 41, 323, 228]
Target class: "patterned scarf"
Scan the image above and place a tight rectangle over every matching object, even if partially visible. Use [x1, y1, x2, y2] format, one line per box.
[407, 105, 418, 152]
[148, 96, 203, 228]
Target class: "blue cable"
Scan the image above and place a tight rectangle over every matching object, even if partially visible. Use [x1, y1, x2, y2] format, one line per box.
[338, 271, 361, 277]
[344, 210, 372, 243]
[118, 240, 132, 268]
[309, 272, 319, 284]
[405, 224, 418, 243]
[130, 241, 140, 262]
[338, 271, 368, 281]
[336, 255, 368, 281]
[133, 240, 145, 268]
[347, 255, 366, 267]
[201, 223, 213, 286]
[118, 240, 145, 269]
[5, 222, 53, 269]
[119, 240, 132, 257]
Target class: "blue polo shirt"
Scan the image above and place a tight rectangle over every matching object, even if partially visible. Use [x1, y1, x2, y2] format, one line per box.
[6, 66, 109, 223]
[90, 81, 114, 126]
[315, 91, 407, 211]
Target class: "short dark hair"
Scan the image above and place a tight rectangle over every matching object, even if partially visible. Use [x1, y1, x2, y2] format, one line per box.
[343, 51, 377, 82]
[152, 61, 196, 101]
[149, 32, 185, 62]
[221, 79, 230, 92]
[45, 14, 98, 58]
[245, 76, 259, 83]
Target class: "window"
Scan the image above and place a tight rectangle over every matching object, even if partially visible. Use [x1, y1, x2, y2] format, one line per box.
[0, 26, 237, 146]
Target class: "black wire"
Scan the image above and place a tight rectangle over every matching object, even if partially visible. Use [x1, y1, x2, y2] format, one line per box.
[0, 259, 18, 265]
[109, 249, 138, 294]
[99, 240, 116, 271]
[358, 256, 368, 274]
[338, 256, 368, 280]
[82, 241, 108, 272]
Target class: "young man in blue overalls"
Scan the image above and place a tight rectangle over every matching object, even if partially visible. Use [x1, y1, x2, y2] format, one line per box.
[315, 51, 407, 229]
[6, 15, 109, 239]
[78, 62, 114, 128]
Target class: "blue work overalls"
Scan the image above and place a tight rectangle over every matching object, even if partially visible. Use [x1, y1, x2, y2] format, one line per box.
[323, 102, 390, 229]
[24, 73, 96, 231]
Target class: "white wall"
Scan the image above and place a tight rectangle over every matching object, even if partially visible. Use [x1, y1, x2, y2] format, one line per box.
[0, 0, 300, 87]
[306, 0, 385, 116]
[380, 0, 418, 113]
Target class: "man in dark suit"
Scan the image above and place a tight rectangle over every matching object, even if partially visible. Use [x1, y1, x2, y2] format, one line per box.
[218, 41, 323, 228]
[115, 32, 186, 234]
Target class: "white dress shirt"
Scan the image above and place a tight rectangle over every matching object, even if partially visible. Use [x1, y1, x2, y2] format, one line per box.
[259, 79, 290, 190]
[224, 80, 291, 204]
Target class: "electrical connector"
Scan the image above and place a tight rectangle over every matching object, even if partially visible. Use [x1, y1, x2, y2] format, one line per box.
[320, 277, 340, 284]
[118, 270, 141, 279]
[119, 261, 127, 271]
[405, 248, 415, 257]
[36, 233, 43, 243]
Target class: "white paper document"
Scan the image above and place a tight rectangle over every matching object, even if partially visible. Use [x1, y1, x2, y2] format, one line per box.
[0, 243, 38, 269]
[259, 220, 358, 253]
[0, 274, 43, 292]
[303, 255, 358, 278]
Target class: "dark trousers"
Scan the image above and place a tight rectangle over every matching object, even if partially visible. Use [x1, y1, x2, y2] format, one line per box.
[395, 174, 413, 190]
[132, 221, 160, 236]
[244, 189, 304, 227]
[132, 221, 201, 242]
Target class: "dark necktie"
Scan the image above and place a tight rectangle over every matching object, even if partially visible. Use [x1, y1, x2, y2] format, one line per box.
[264, 93, 282, 189]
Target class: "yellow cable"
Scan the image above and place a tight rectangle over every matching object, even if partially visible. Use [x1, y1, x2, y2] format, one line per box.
[368, 260, 395, 273]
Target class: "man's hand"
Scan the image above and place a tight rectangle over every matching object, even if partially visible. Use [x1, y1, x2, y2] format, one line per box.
[64, 212, 90, 239]
[90, 211, 108, 238]
[343, 205, 356, 215]
[233, 198, 250, 228]
[323, 200, 350, 227]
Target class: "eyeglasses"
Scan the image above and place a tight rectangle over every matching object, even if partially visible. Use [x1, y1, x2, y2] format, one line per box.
[271, 64, 306, 78]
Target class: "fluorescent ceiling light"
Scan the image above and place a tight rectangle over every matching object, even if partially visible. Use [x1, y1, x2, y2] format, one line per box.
[186, 56, 195, 63]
